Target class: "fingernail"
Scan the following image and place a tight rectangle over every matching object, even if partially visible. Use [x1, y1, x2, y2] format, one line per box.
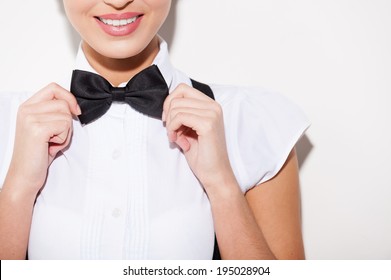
[76, 105, 82, 115]
[167, 131, 176, 142]
[162, 111, 166, 122]
[167, 131, 173, 142]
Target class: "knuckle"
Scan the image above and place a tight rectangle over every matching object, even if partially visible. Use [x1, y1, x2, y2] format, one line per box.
[17, 103, 29, 117]
[18, 107, 35, 124]
[169, 110, 180, 121]
[211, 104, 223, 120]
[176, 111, 186, 119]
[32, 124, 47, 139]
[213, 102, 223, 114]
[202, 120, 214, 133]
[170, 98, 181, 108]
[48, 82, 60, 90]
[23, 113, 36, 124]
[68, 115, 74, 126]
[63, 118, 72, 129]
[63, 122, 70, 132]
[57, 120, 71, 134]
[169, 107, 178, 116]
[57, 99, 71, 112]
[177, 83, 189, 91]
[211, 110, 220, 121]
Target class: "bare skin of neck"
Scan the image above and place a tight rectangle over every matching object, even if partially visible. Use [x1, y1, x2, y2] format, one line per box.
[82, 36, 160, 87]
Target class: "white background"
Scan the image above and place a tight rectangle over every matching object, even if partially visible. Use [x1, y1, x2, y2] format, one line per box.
[0, 0, 390, 259]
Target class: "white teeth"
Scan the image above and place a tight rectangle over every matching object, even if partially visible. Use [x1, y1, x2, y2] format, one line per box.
[99, 16, 138, 27]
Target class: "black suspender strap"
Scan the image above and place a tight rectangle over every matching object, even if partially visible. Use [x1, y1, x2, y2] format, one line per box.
[190, 79, 215, 100]
[190, 78, 221, 260]
[212, 235, 222, 260]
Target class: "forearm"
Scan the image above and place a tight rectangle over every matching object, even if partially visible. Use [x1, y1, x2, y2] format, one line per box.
[207, 178, 276, 260]
[0, 179, 36, 260]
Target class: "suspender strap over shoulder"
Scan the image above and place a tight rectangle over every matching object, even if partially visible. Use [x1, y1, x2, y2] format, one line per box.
[190, 78, 221, 260]
[190, 79, 215, 100]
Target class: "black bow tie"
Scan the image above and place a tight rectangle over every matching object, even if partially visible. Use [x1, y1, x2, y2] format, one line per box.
[70, 65, 169, 125]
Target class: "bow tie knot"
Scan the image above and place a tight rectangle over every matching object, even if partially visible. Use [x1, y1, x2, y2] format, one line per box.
[111, 88, 127, 102]
[70, 65, 169, 125]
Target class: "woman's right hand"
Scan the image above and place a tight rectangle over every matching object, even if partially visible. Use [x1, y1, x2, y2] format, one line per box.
[4, 83, 81, 199]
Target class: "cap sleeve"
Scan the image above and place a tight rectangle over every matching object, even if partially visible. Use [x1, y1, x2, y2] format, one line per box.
[212, 85, 310, 193]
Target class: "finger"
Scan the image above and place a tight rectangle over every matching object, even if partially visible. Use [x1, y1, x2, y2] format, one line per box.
[175, 134, 191, 152]
[167, 124, 191, 142]
[48, 125, 73, 158]
[49, 126, 71, 145]
[48, 130, 72, 157]
[49, 142, 70, 158]
[170, 83, 213, 101]
[28, 112, 73, 142]
[166, 107, 213, 125]
[166, 126, 192, 152]
[163, 97, 214, 123]
[166, 112, 215, 137]
[163, 83, 213, 119]
[20, 99, 75, 116]
[165, 97, 216, 117]
[39, 119, 72, 151]
[26, 118, 73, 160]
[25, 83, 81, 116]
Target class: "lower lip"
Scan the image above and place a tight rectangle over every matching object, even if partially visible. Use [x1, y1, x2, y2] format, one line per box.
[95, 16, 143, 37]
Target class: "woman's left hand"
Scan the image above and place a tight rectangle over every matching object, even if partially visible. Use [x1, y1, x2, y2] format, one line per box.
[163, 83, 236, 191]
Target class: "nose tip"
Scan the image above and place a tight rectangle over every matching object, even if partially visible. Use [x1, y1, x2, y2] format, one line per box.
[103, 0, 134, 10]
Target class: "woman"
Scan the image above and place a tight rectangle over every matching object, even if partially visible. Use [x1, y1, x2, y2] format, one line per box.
[0, 0, 309, 259]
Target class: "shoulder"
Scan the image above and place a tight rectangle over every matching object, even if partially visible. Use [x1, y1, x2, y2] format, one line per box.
[211, 84, 305, 119]
[209, 84, 310, 192]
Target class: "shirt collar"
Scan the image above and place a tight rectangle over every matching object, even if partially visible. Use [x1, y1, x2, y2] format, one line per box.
[74, 36, 174, 90]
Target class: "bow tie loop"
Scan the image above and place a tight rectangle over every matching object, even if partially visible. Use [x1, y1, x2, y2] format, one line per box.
[111, 88, 127, 102]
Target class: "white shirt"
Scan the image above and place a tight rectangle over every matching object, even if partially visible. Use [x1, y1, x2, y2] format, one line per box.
[0, 40, 309, 259]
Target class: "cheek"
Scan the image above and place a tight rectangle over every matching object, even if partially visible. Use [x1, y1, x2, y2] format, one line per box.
[63, 0, 94, 35]
[149, 0, 172, 23]
[149, 0, 172, 9]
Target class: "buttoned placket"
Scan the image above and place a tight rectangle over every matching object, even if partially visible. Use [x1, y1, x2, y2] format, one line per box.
[81, 104, 131, 259]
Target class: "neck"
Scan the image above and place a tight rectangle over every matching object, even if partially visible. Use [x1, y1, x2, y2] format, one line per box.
[82, 36, 160, 86]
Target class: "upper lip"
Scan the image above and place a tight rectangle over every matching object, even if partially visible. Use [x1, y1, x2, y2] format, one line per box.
[96, 12, 143, 20]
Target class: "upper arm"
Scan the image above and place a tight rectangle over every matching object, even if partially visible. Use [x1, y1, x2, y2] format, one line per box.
[245, 148, 305, 259]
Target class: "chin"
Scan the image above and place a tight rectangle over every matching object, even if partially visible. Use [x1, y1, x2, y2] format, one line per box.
[93, 41, 147, 60]
[102, 49, 142, 60]
[95, 32, 159, 58]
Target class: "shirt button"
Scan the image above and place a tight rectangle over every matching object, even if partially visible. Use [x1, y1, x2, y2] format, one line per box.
[112, 149, 121, 160]
[112, 208, 122, 218]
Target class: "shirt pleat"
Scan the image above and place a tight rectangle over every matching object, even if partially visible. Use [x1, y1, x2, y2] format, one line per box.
[81, 125, 105, 259]
[123, 108, 149, 259]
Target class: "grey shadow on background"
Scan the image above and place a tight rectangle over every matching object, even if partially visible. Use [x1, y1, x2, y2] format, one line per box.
[159, 0, 178, 49]
[296, 134, 313, 170]
[56, 0, 80, 55]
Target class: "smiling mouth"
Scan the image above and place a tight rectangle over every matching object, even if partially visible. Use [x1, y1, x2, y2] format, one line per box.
[96, 15, 142, 27]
